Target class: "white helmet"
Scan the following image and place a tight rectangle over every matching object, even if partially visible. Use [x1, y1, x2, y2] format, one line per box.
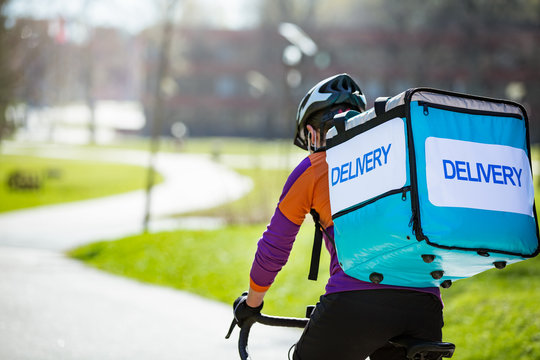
[294, 73, 366, 150]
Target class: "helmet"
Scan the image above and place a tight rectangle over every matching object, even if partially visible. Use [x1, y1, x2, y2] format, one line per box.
[294, 73, 366, 150]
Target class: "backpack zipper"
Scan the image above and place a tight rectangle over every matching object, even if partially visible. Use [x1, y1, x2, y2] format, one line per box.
[418, 101, 524, 120]
[332, 186, 411, 220]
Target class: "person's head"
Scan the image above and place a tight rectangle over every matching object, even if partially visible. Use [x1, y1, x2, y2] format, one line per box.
[294, 73, 366, 152]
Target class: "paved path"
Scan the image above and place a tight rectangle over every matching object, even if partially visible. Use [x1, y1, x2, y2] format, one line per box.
[0, 143, 252, 249]
[0, 143, 302, 359]
[0, 247, 301, 360]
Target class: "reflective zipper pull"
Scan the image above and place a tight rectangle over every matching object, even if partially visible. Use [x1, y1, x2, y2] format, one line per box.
[408, 209, 415, 229]
[423, 104, 429, 116]
[402, 188, 407, 201]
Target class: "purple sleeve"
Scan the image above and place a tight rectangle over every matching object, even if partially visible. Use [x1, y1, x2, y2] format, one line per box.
[249, 157, 311, 290]
[250, 207, 301, 288]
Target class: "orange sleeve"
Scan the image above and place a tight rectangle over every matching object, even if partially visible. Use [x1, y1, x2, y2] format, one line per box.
[278, 152, 332, 227]
[250, 277, 271, 292]
[278, 165, 315, 225]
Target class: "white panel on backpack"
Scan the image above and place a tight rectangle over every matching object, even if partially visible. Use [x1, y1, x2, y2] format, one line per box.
[425, 137, 534, 216]
[327, 118, 407, 215]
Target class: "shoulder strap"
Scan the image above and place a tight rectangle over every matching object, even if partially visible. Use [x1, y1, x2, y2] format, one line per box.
[308, 209, 335, 281]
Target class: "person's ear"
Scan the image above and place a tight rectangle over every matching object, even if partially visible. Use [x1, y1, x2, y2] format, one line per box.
[306, 125, 317, 147]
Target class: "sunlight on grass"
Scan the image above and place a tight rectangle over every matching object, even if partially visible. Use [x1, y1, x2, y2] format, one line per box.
[442, 256, 540, 360]
[67, 139, 540, 360]
[69, 224, 540, 360]
[90, 136, 301, 156]
[68, 220, 540, 360]
[0, 154, 162, 212]
[69, 223, 329, 318]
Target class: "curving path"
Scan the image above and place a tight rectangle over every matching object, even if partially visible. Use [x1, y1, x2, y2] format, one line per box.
[0, 143, 302, 360]
[0, 144, 253, 249]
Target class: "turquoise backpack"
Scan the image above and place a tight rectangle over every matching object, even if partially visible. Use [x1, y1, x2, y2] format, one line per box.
[325, 88, 539, 288]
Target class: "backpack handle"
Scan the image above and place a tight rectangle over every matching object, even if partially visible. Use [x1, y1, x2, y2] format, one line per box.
[375, 96, 390, 117]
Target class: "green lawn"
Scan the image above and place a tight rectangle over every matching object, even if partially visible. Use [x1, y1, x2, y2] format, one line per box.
[90, 136, 299, 156]
[65, 141, 540, 360]
[68, 222, 330, 318]
[0, 154, 162, 212]
[68, 222, 540, 360]
[442, 257, 540, 360]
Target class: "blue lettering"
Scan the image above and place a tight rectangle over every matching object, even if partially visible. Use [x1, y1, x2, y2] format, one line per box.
[443, 160, 455, 179]
[502, 166, 515, 186]
[331, 167, 340, 186]
[477, 163, 490, 183]
[513, 167, 522, 187]
[331, 143, 393, 185]
[442, 160, 522, 187]
[348, 161, 358, 180]
[340, 163, 349, 183]
[455, 161, 467, 181]
[466, 162, 480, 182]
[373, 148, 382, 167]
[381, 144, 391, 164]
[365, 151, 374, 172]
[491, 164, 504, 184]
[356, 156, 365, 176]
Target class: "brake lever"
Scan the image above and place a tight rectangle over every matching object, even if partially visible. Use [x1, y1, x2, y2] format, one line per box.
[225, 317, 238, 339]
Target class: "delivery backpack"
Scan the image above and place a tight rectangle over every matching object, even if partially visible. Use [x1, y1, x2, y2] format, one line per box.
[321, 87, 539, 288]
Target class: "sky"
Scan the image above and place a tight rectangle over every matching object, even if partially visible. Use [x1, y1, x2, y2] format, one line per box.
[4, 0, 260, 33]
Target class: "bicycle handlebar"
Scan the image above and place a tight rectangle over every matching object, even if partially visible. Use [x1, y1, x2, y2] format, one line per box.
[226, 312, 455, 360]
[226, 313, 309, 360]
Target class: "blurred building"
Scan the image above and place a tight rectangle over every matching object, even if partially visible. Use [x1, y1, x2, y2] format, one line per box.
[141, 24, 540, 141]
[8, 18, 145, 143]
[6, 16, 540, 142]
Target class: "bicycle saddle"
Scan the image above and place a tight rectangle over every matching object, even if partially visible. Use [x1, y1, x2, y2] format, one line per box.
[389, 335, 455, 360]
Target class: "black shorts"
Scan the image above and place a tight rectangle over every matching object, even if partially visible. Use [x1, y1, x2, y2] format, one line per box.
[293, 289, 444, 360]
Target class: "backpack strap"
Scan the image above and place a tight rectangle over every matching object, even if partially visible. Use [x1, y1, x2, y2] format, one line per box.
[308, 209, 335, 281]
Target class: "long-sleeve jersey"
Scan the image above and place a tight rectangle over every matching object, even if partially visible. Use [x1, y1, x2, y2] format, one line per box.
[250, 151, 441, 300]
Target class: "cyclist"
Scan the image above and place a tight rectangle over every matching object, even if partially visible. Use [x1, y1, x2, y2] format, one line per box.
[234, 74, 444, 360]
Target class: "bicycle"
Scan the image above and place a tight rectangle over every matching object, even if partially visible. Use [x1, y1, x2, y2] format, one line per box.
[226, 306, 455, 360]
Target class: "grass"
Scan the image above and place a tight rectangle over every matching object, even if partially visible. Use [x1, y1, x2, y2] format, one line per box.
[442, 257, 540, 360]
[68, 224, 540, 360]
[90, 135, 299, 156]
[68, 222, 330, 318]
[68, 221, 540, 360]
[0, 154, 162, 212]
[65, 141, 540, 359]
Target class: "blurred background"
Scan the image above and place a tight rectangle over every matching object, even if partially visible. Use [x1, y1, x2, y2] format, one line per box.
[1, 0, 539, 144]
[0, 1, 539, 360]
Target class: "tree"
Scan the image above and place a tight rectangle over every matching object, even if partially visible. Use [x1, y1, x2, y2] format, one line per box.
[0, 0, 17, 143]
[143, 0, 180, 232]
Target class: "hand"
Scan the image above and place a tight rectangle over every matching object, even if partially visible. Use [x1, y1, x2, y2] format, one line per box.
[233, 291, 263, 327]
